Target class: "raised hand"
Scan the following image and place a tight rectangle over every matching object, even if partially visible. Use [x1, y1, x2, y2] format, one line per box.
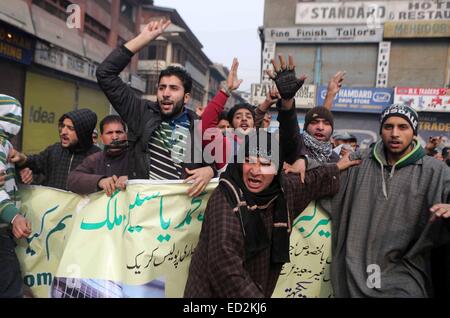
[224, 58, 243, 93]
[141, 19, 171, 43]
[328, 71, 346, 96]
[125, 19, 171, 54]
[259, 86, 280, 112]
[266, 55, 307, 100]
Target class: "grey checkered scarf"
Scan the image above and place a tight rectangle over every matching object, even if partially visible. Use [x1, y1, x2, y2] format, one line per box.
[302, 131, 333, 164]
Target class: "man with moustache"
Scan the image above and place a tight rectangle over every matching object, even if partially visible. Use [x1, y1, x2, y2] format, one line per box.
[67, 115, 129, 196]
[96, 19, 214, 197]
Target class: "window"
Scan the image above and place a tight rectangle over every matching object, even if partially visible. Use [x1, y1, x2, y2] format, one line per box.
[146, 74, 159, 95]
[33, 0, 72, 22]
[209, 76, 220, 94]
[172, 44, 186, 65]
[191, 83, 205, 102]
[119, 0, 135, 32]
[84, 14, 109, 43]
[139, 41, 167, 60]
[120, 0, 133, 21]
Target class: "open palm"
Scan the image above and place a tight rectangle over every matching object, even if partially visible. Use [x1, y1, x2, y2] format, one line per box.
[226, 58, 243, 91]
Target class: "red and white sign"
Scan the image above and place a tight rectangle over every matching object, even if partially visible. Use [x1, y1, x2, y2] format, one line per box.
[394, 87, 450, 112]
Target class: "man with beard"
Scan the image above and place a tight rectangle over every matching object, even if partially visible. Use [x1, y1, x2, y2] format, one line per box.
[67, 115, 129, 196]
[9, 109, 99, 190]
[293, 73, 346, 167]
[253, 68, 347, 190]
[96, 20, 214, 197]
[323, 103, 450, 297]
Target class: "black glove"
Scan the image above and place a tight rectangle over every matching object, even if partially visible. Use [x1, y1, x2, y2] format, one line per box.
[274, 69, 305, 100]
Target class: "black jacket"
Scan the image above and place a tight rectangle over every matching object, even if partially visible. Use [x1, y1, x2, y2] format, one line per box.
[25, 109, 100, 190]
[96, 45, 214, 179]
[277, 101, 339, 164]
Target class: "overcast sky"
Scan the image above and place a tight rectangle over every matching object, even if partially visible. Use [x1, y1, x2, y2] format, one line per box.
[154, 0, 264, 92]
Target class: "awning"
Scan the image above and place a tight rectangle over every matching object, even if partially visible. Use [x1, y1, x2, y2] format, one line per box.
[31, 4, 84, 57]
[84, 34, 113, 64]
[0, 0, 35, 35]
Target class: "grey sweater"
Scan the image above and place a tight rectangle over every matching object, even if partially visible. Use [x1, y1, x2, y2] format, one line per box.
[321, 140, 450, 297]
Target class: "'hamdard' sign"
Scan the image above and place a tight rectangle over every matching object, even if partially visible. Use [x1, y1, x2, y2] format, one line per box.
[296, 1, 450, 25]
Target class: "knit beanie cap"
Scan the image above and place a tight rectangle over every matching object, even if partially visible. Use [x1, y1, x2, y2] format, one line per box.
[380, 103, 419, 135]
[304, 106, 334, 132]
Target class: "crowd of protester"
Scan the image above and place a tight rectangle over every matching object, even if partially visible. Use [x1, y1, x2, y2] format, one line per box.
[1, 19, 449, 298]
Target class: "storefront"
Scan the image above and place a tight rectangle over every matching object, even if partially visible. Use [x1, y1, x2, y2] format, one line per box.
[23, 72, 76, 154]
[0, 22, 34, 98]
[22, 40, 111, 154]
[417, 113, 450, 144]
[0, 21, 35, 148]
[315, 86, 394, 149]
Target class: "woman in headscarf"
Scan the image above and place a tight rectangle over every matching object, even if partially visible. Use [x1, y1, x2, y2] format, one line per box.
[184, 130, 356, 298]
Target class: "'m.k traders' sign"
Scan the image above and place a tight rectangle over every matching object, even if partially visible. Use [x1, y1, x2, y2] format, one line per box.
[394, 87, 450, 112]
[296, 1, 450, 25]
[316, 86, 393, 113]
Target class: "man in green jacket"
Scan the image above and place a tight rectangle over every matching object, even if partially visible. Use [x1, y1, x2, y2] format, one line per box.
[323, 103, 450, 297]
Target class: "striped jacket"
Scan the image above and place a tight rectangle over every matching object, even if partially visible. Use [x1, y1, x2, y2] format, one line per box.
[0, 94, 22, 225]
[96, 45, 215, 180]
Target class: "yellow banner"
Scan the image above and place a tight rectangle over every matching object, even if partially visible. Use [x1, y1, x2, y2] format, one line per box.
[16, 184, 332, 298]
[273, 201, 333, 298]
[17, 186, 80, 298]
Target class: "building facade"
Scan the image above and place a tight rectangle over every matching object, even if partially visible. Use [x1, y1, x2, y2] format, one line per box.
[259, 0, 450, 147]
[138, 4, 214, 108]
[0, 0, 145, 153]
